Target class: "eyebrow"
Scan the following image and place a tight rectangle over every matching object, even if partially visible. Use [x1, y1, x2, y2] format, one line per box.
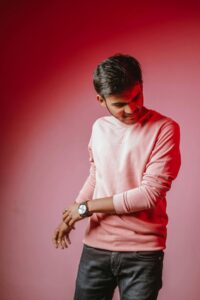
[111, 93, 141, 106]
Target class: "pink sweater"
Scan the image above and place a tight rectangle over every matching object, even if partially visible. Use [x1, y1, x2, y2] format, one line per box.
[75, 107, 181, 251]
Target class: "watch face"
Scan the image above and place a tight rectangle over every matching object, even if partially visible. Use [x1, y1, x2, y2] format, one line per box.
[79, 204, 87, 215]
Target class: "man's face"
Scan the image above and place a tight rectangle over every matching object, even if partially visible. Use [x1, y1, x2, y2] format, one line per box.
[97, 83, 144, 125]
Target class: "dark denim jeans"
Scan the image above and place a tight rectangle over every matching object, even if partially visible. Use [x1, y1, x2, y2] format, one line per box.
[74, 244, 164, 300]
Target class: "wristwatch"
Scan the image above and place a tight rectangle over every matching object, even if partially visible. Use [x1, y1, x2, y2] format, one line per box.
[78, 201, 92, 218]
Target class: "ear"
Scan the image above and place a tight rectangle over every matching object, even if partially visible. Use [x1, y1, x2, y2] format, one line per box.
[96, 95, 106, 107]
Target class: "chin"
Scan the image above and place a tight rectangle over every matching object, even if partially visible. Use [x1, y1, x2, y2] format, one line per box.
[123, 119, 137, 124]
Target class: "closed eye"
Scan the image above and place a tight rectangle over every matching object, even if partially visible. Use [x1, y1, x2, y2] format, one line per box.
[112, 93, 141, 107]
[112, 103, 126, 108]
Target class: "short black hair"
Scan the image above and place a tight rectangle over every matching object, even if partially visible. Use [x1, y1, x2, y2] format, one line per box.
[93, 54, 143, 98]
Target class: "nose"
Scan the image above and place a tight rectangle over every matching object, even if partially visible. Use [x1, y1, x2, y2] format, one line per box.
[124, 103, 137, 114]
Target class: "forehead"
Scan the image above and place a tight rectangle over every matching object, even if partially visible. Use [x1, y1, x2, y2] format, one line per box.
[106, 83, 142, 103]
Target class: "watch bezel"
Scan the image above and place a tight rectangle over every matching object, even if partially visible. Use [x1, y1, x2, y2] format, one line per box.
[78, 201, 90, 218]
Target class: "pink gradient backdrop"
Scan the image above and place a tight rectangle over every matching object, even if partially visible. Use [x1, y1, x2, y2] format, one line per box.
[1, 1, 200, 299]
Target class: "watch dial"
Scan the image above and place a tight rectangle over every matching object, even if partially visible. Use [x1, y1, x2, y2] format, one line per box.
[79, 204, 86, 214]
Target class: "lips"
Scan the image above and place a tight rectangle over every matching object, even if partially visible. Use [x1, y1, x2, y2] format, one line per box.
[124, 110, 140, 118]
[125, 113, 138, 119]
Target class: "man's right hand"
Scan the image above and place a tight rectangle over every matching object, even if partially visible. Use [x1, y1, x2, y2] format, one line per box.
[52, 222, 74, 249]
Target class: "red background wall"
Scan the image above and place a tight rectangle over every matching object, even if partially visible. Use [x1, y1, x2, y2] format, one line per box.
[1, 1, 200, 299]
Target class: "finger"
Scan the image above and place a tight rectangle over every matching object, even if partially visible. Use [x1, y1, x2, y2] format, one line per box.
[63, 210, 70, 216]
[60, 237, 67, 249]
[66, 224, 75, 230]
[53, 228, 59, 248]
[56, 238, 61, 249]
[62, 209, 68, 214]
[63, 233, 71, 248]
[62, 211, 69, 219]
[63, 216, 71, 225]
[58, 231, 64, 249]
[69, 219, 75, 228]
[52, 236, 58, 248]
[62, 213, 70, 222]
[65, 234, 71, 245]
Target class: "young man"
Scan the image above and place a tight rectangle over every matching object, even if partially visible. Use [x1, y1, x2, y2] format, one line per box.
[53, 54, 181, 300]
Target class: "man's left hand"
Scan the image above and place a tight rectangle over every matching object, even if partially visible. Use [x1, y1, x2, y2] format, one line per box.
[62, 203, 82, 227]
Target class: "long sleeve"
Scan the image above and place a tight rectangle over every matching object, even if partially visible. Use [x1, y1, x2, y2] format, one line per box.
[75, 137, 96, 203]
[113, 121, 181, 214]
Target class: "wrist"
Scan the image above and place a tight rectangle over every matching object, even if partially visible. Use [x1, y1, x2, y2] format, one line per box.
[87, 200, 93, 214]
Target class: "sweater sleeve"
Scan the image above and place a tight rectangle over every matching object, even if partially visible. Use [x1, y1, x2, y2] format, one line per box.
[75, 135, 96, 203]
[113, 120, 181, 214]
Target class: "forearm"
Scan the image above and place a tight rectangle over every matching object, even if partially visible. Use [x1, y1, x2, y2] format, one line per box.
[87, 191, 157, 216]
[87, 197, 115, 214]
